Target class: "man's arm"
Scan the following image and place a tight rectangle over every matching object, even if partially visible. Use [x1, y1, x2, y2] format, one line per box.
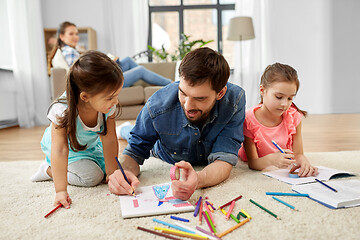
[197, 160, 232, 188]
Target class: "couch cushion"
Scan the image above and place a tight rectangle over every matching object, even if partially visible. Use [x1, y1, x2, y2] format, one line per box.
[119, 86, 144, 105]
[117, 105, 145, 120]
[140, 62, 176, 81]
[144, 86, 163, 102]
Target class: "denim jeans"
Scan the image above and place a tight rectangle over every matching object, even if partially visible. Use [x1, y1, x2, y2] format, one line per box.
[117, 57, 172, 88]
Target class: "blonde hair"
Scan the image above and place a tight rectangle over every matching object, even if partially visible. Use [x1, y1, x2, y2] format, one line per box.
[260, 63, 307, 117]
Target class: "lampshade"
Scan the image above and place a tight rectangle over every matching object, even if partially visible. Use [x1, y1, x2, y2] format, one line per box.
[227, 16, 255, 41]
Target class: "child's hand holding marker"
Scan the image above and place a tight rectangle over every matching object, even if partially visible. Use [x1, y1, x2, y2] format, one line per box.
[271, 140, 296, 168]
[55, 191, 72, 209]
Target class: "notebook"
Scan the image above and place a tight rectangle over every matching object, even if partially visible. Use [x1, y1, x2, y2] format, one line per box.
[292, 180, 360, 209]
[119, 182, 195, 219]
[262, 166, 354, 185]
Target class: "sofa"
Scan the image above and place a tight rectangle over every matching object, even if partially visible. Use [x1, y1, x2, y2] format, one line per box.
[50, 61, 177, 120]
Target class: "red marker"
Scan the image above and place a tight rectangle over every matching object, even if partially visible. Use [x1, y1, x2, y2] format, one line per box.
[44, 204, 62, 218]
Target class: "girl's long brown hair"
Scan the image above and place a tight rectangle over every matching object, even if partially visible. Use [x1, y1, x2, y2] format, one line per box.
[54, 50, 123, 152]
[47, 21, 77, 73]
[260, 63, 307, 117]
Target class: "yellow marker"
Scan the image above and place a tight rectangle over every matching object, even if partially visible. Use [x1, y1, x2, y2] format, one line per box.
[240, 208, 252, 219]
[154, 227, 209, 240]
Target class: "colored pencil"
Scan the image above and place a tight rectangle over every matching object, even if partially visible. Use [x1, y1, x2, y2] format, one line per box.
[249, 199, 281, 220]
[218, 195, 242, 209]
[44, 203, 62, 218]
[204, 203, 216, 226]
[237, 211, 247, 219]
[240, 208, 252, 219]
[266, 192, 309, 197]
[153, 218, 195, 233]
[115, 157, 135, 196]
[137, 226, 181, 240]
[217, 218, 250, 238]
[196, 226, 222, 240]
[272, 196, 298, 211]
[226, 200, 235, 220]
[220, 208, 240, 223]
[154, 227, 209, 240]
[199, 200, 203, 224]
[194, 196, 202, 217]
[170, 215, 190, 222]
[204, 210, 216, 234]
[202, 211, 215, 234]
[206, 201, 216, 211]
[315, 178, 338, 192]
[176, 223, 219, 240]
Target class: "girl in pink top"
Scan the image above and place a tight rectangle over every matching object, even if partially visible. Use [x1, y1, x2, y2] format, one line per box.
[239, 63, 318, 177]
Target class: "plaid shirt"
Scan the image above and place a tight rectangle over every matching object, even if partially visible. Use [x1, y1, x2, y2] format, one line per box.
[61, 45, 80, 67]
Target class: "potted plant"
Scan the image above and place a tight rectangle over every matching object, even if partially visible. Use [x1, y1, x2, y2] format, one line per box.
[147, 33, 214, 62]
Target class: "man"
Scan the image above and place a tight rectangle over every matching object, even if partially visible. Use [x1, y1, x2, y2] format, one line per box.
[108, 47, 246, 200]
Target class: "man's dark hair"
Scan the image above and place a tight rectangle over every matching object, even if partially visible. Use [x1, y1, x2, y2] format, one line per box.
[178, 47, 230, 93]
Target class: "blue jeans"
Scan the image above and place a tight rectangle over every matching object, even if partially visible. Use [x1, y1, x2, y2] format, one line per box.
[117, 57, 172, 88]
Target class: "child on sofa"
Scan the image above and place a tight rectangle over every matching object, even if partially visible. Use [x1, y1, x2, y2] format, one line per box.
[238, 63, 318, 177]
[31, 51, 123, 208]
[49, 21, 172, 88]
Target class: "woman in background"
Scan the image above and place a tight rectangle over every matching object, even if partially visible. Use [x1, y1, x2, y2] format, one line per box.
[48, 21, 172, 88]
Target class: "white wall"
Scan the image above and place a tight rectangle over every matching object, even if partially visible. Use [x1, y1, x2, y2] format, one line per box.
[41, 0, 113, 54]
[267, 0, 360, 114]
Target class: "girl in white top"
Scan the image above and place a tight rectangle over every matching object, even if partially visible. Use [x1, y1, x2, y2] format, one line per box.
[31, 51, 124, 209]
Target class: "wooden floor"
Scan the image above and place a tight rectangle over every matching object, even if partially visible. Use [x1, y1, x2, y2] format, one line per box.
[0, 114, 359, 162]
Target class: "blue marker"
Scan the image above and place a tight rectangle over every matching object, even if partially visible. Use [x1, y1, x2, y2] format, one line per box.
[170, 215, 190, 222]
[272, 140, 285, 153]
[152, 218, 195, 233]
[272, 140, 296, 166]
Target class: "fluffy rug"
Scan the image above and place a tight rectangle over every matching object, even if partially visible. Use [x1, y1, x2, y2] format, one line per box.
[1, 151, 360, 240]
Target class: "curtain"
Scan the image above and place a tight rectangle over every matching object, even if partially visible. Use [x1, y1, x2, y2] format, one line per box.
[104, 0, 148, 59]
[234, 0, 273, 109]
[7, 0, 50, 127]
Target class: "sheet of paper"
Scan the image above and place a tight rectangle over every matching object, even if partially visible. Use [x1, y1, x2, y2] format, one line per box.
[119, 182, 194, 219]
[262, 166, 354, 185]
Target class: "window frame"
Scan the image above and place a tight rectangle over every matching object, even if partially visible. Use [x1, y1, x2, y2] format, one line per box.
[148, 0, 235, 57]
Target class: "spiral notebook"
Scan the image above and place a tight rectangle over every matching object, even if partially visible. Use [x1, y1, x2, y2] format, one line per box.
[119, 182, 194, 219]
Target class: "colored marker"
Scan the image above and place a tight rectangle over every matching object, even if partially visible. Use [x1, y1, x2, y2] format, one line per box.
[153, 218, 195, 234]
[115, 157, 135, 196]
[220, 208, 240, 223]
[170, 215, 190, 222]
[272, 196, 298, 211]
[272, 140, 296, 165]
[266, 192, 309, 197]
[154, 227, 208, 240]
[44, 203, 62, 218]
[250, 199, 280, 220]
[218, 195, 242, 209]
[315, 178, 338, 192]
[194, 196, 202, 217]
[137, 226, 182, 240]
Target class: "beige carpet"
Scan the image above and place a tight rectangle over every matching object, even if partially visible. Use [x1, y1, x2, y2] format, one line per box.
[1, 151, 360, 240]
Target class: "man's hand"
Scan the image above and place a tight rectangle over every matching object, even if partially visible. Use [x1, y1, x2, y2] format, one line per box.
[108, 169, 140, 195]
[171, 161, 198, 200]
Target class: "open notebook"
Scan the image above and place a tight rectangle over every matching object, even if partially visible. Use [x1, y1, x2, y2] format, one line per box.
[262, 166, 354, 185]
[292, 180, 360, 209]
[119, 182, 194, 219]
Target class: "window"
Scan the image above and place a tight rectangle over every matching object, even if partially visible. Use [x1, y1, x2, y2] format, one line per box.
[148, 0, 235, 67]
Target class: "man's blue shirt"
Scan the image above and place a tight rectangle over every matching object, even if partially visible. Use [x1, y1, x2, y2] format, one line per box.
[123, 81, 246, 166]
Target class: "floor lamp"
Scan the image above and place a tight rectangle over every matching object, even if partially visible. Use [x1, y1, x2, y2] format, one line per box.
[227, 16, 255, 86]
